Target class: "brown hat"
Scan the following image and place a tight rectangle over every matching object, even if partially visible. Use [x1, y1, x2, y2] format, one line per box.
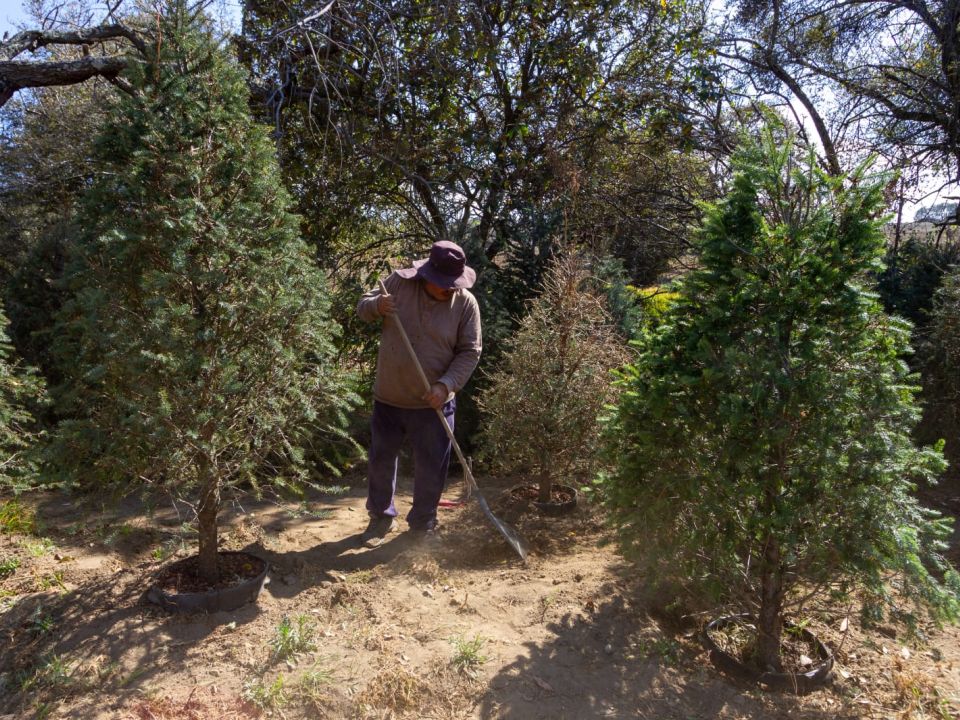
[396, 240, 476, 289]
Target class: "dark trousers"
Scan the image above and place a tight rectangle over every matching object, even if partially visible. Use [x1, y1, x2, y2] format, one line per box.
[366, 399, 454, 529]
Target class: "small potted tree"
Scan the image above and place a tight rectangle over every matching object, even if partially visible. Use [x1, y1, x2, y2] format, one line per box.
[478, 252, 628, 516]
[49, 4, 355, 610]
[601, 127, 960, 687]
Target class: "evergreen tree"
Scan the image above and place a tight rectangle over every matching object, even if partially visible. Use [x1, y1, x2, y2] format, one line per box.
[478, 253, 628, 502]
[600, 128, 960, 671]
[50, 3, 356, 582]
[0, 305, 43, 493]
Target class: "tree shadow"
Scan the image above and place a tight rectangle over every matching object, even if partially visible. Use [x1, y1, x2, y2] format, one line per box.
[0, 560, 262, 716]
[477, 590, 855, 720]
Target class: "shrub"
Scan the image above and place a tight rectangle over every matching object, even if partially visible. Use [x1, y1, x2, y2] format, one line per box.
[600, 127, 960, 671]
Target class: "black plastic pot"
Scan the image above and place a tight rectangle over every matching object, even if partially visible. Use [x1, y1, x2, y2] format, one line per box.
[530, 484, 578, 517]
[146, 551, 269, 614]
[702, 614, 834, 693]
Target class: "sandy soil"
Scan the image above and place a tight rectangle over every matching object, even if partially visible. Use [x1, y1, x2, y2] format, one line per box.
[1, 474, 958, 719]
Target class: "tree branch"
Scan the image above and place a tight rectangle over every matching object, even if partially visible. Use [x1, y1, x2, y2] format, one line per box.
[0, 56, 129, 106]
[1, 23, 145, 61]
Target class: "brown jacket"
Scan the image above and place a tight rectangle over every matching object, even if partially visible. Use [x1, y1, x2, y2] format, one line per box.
[357, 272, 482, 409]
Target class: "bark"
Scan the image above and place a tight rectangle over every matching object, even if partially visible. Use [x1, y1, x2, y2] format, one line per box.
[0, 56, 128, 106]
[0, 23, 148, 108]
[196, 454, 221, 585]
[537, 466, 553, 503]
[756, 534, 785, 672]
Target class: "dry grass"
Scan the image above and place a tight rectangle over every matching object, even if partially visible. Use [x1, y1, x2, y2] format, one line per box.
[892, 664, 955, 720]
[129, 689, 257, 719]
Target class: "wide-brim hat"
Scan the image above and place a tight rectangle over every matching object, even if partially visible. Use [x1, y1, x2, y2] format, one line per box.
[396, 240, 476, 289]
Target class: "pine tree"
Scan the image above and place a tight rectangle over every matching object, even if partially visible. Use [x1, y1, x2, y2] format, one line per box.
[0, 304, 43, 493]
[601, 128, 960, 670]
[50, 3, 355, 583]
[478, 253, 628, 502]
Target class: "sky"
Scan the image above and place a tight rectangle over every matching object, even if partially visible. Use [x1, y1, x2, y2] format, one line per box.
[0, 0, 27, 35]
[0, 0, 242, 36]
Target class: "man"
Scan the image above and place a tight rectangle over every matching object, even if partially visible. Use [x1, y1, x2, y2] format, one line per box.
[356, 240, 482, 546]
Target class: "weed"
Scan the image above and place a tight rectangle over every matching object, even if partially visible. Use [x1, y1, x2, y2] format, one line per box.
[0, 499, 35, 535]
[120, 664, 150, 688]
[0, 589, 16, 611]
[19, 654, 78, 694]
[537, 592, 559, 622]
[893, 668, 953, 720]
[30, 607, 55, 635]
[150, 538, 181, 562]
[648, 637, 680, 664]
[285, 502, 334, 520]
[23, 537, 55, 557]
[243, 674, 288, 711]
[0, 555, 20, 577]
[346, 569, 375, 585]
[35, 570, 67, 592]
[296, 662, 334, 708]
[98, 523, 135, 546]
[271, 614, 317, 661]
[450, 634, 488, 676]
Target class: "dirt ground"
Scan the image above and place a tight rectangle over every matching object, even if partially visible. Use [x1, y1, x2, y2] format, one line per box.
[1, 474, 958, 720]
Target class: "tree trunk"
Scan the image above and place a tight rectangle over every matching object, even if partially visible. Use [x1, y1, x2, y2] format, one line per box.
[756, 535, 785, 672]
[537, 468, 553, 503]
[196, 454, 220, 585]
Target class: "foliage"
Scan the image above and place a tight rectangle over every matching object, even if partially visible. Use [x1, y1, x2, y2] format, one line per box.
[600, 127, 960, 670]
[0, 1, 118, 386]
[242, 674, 289, 712]
[0, 498, 36, 534]
[478, 252, 629, 501]
[633, 286, 682, 330]
[721, 1, 960, 199]
[271, 615, 317, 661]
[0, 305, 43, 493]
[450, 634, 488, 676]
[48, 2, 357, 581]
[920, 269, 960, 465]
[238, 0, 714, 412]
[915, 202, 959, 225]
[878, 238, 960, 327]
[0, 556, 19, 577]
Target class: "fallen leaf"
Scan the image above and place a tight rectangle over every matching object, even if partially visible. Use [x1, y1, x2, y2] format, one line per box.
[799, 654, 813, 667]
[839, 617, 848, 633]
[900, 647, 911, 660]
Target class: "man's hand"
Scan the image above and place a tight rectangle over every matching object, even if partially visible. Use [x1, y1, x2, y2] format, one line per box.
[377, 291, 396, 316]
[423, 382, 449, 409]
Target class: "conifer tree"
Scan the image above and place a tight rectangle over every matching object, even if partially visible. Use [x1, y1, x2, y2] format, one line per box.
[601, 128, 960, 670]
[0, 305, 42, 493]
[51, 3, 355, 582]
[478, 253, 628, 502]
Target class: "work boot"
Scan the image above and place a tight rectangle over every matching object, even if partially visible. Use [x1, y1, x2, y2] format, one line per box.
[408, 520, 440, 544]
[361, 516, 397, 548]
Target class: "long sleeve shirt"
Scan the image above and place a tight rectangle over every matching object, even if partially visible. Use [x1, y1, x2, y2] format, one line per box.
[357, 272, 483, 409]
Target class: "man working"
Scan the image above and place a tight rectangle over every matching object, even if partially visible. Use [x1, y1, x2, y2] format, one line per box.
[356, 240, 482, 546]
